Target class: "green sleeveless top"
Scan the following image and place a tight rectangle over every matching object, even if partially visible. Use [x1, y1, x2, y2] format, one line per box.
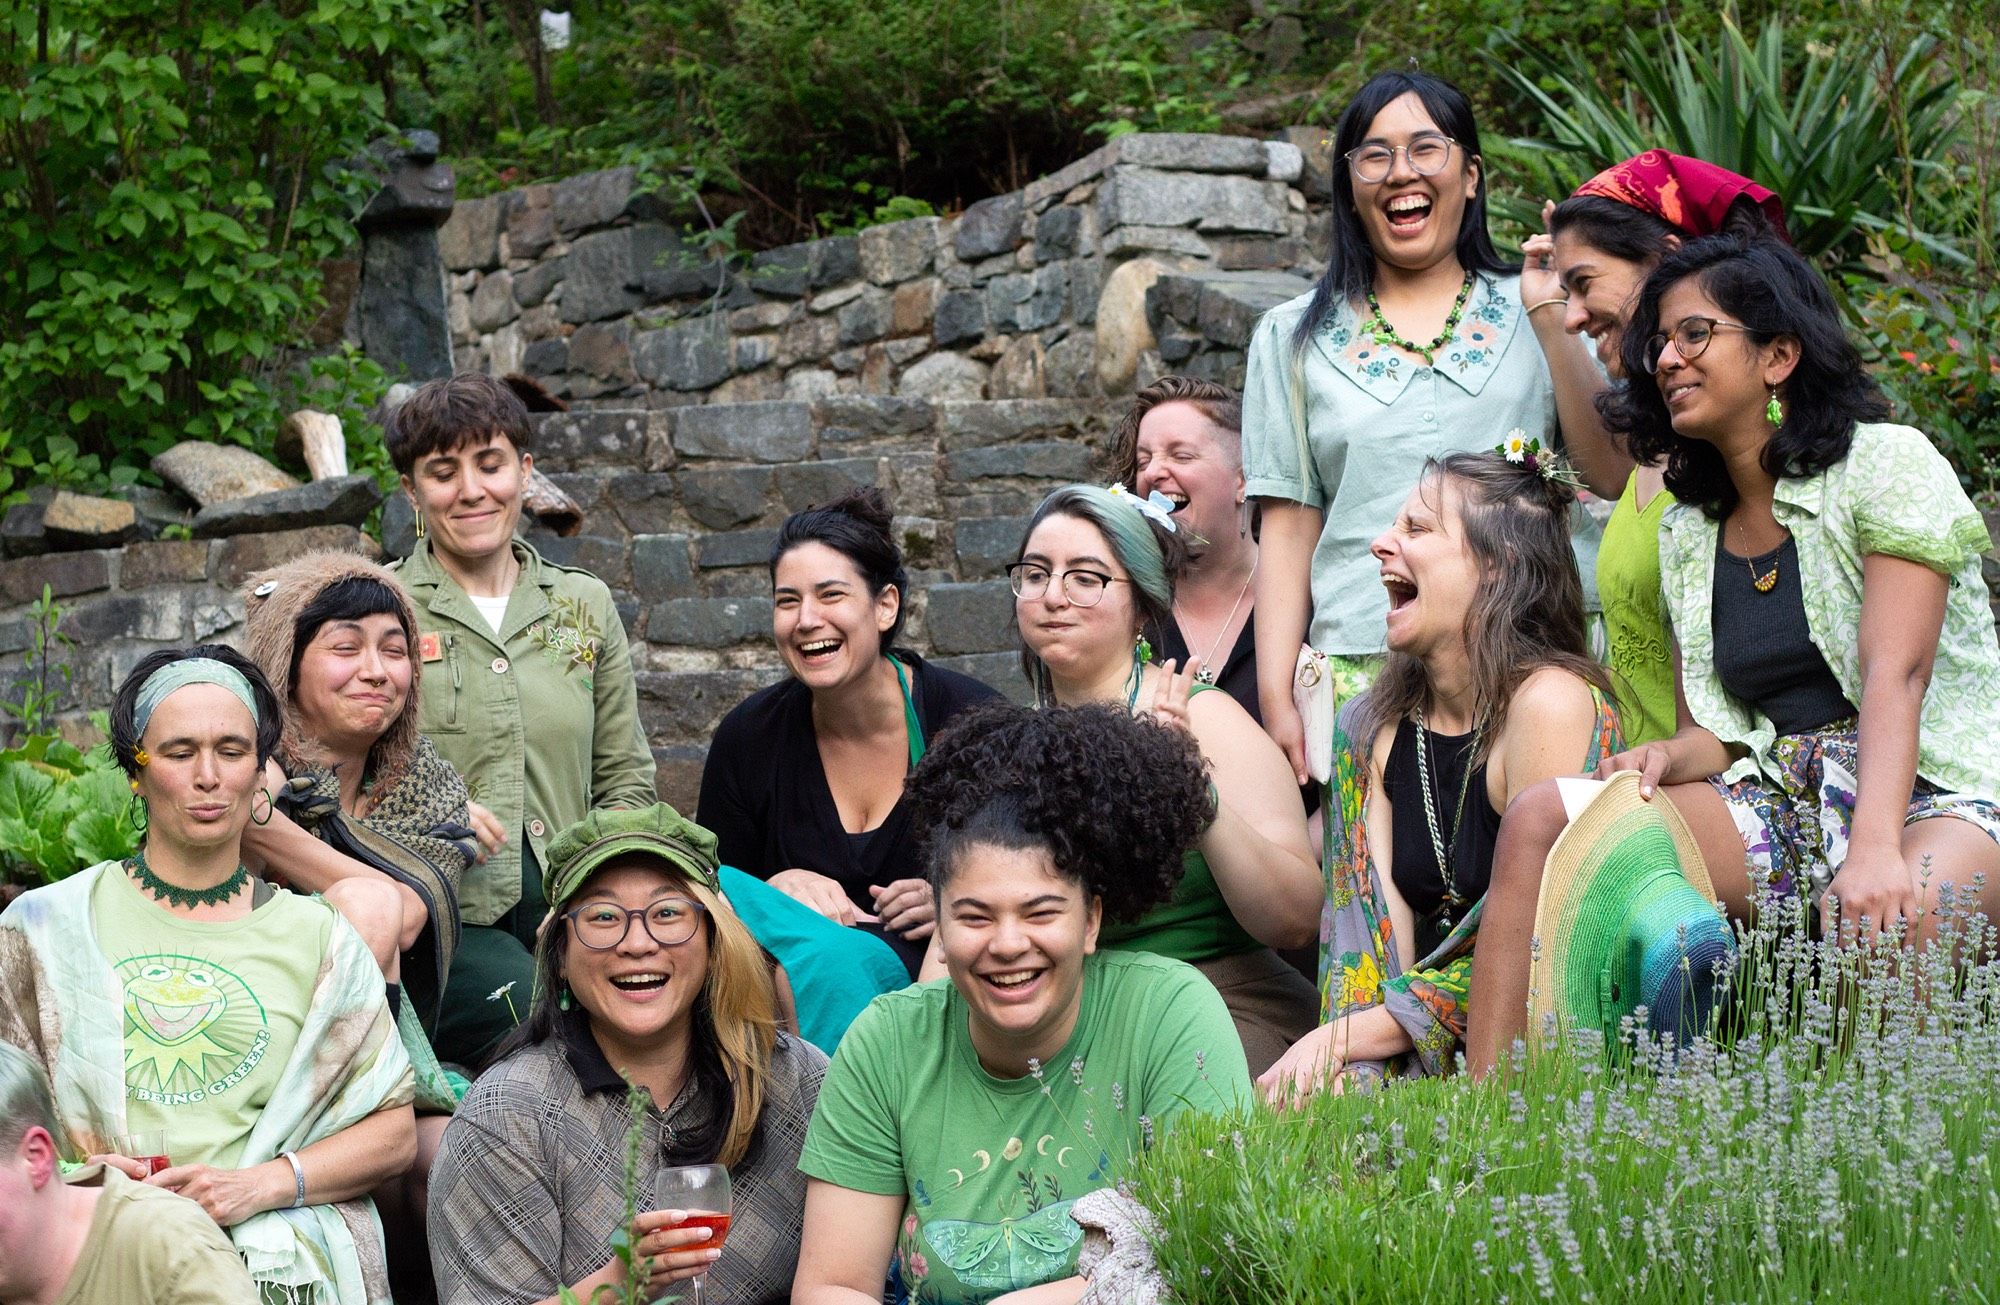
[1597, 472, 1677, 746]
[1099, 682, 1262, 964]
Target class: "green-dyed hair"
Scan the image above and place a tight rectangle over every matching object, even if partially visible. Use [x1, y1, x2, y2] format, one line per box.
[0, 1041, 58, 1151]
[1014, 484, 1187, 703]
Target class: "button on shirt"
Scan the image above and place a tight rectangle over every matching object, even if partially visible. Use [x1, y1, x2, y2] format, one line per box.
[1241, 273, 1601, 656]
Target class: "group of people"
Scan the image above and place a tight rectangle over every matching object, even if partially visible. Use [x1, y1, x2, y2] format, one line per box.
[2, 61, 1998, 1305]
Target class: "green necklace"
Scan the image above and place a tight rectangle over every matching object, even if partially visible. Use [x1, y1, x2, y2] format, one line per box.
[1364, 270, 1474, 367]
[126, 847, 248, 909]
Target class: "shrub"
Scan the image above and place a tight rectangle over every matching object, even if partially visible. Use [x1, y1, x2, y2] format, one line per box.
[1133, 888, 2000, 1301]
[0, 0, 448, 500]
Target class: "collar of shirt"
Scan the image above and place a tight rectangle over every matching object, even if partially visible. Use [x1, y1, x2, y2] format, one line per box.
[400, 537, 556, 650]
[1308, 271, 1522, 405]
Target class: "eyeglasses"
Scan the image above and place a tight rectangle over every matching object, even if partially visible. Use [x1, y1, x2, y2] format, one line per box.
[563, 898, 707, 950]
[1344, 134, 1457, 184]
[1643, 316, 1758, 374]
[1006, 562, 1127, 607]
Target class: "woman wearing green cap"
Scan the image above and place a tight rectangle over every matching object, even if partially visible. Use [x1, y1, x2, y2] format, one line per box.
[428, 803, 826, 1305]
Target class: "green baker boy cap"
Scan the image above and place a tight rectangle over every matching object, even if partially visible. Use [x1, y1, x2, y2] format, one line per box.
[542, 803, 722, 908]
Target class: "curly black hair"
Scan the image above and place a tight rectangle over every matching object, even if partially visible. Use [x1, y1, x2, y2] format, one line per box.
[903, 701, 1213, 926]
[109, 644, 284, 775]
[1599, 235, 1890, 520]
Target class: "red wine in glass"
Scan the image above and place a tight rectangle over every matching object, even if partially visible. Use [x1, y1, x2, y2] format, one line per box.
[654, 1163, 732, 1304]
[676, 1211, 732, 1253]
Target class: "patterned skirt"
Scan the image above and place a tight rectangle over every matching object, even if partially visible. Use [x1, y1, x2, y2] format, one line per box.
[1709, 722, 2000, 902]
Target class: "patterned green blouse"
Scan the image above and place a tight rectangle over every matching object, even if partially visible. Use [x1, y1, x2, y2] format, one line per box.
[1658, 422, 2000, 798]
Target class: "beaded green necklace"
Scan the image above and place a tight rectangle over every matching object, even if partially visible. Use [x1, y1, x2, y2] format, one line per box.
[1364, 270, 1474, 367]
[126, 846, 248, 909]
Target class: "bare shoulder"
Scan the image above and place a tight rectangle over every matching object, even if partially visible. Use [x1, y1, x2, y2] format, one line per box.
[1510, 665, 1599, 725]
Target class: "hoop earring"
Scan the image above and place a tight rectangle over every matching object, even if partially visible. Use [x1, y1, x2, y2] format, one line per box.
[251, 787, 275, 826]
[127, 789, 147, 831]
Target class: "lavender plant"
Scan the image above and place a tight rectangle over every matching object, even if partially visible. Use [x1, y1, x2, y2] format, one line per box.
[1132, 882, 2000, 1302]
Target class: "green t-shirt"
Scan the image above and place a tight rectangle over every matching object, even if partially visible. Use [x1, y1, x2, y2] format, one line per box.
[799, 950, 1250, 1305]
[91, 867, 327, 1169]
[56, 1166, 255, 1305]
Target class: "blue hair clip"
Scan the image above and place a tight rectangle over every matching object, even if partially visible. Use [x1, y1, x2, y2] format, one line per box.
[1105, 483, 1179, 533]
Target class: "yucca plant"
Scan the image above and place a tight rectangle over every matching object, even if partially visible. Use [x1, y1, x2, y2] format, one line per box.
[1486, 15, 1962, 266]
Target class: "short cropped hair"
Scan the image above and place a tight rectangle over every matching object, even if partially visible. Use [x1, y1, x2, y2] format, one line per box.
[0, 1041, 58, 1152]
[384, 373, 535, 476]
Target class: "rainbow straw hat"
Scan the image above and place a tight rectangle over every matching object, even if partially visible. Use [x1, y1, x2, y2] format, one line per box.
[1528, 771, 1736, 1048]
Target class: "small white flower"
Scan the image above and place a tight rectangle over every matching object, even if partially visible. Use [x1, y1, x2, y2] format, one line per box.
[487, 981, 517, 1002]
[1503, 429, 1529, 463]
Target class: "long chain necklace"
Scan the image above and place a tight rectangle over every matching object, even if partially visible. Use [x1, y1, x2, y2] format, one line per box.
[126, 846, 249, 909]
[1364, 270, 1474, 367]
[1411, 706, 1483, 919]
[1736, 519, 1780, 594]
[1175, 558, 1256, 686]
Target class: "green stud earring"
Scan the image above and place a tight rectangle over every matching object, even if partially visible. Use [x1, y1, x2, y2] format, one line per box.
[1766, 387, 1784, 427]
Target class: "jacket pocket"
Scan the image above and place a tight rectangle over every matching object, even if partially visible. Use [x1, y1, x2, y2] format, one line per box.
[430, 632, 468, 734]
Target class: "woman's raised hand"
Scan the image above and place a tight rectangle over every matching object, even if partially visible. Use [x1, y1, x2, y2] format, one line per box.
[1144, 658, 1202, 733]
[1520, 199, 1563, 306]
[464, 800, 507, 863]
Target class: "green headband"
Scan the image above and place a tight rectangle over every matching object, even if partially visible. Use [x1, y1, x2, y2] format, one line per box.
[134, 659, 261, 737]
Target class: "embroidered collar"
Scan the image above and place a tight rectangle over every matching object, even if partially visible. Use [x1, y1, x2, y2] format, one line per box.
[1309, 272, 1522, 405]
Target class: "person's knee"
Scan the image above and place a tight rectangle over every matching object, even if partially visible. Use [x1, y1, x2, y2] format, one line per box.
[323, 876, 405, 964]
[1493, 779, 1570, 891]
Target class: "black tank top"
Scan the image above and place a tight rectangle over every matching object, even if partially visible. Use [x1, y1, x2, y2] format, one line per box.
[1381, 716, 1503, 957]
[1712, 535, 1855, 735]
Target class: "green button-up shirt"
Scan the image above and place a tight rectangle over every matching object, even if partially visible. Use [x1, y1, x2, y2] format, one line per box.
[395, 538, 657, 924]
[1659, 422, 2000, 798]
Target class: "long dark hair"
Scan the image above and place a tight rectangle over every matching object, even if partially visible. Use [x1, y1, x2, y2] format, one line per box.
[769, 487, 910, 651]
[1600, 236, 1891, 519]
[1361, 454, 1609, 753]
[1290, 69, 1515, 352]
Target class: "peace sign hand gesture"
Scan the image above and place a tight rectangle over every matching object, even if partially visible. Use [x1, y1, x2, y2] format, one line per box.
[1144, 657, 1202, 733]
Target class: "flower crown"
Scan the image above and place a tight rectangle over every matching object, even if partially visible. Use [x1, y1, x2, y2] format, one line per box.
[1498, 430, 1583, 489]
[1105, 482, 1179, 533]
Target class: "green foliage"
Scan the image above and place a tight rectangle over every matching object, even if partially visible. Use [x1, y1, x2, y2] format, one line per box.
[557, 1078, 660, 1304]
[410, 0, 1249, 239]
[0, 728, 142, 885]
[1136, 895, 2000, 1302]
[4, 586, 73, 737]
[1488, 15, 1961, 265]
[0, 0, 448, 500]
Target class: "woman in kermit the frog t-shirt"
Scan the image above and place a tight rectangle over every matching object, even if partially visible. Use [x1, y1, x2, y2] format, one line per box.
[795, 702, 1251, 1305]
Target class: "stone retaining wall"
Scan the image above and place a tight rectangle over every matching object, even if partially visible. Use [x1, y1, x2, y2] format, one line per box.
[2, 396, 1115, 811]
[438, 132, 1331, 410]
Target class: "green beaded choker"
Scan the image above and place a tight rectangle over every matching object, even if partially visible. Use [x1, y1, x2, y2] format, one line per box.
[126, 847, 249, 909]
[1364, 270, 1475, 368]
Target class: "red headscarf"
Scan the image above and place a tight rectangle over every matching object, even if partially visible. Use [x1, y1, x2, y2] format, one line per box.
[1572, 150, 1790, 243]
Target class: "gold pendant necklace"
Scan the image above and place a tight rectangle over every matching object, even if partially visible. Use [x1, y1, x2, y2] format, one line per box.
[1738, 520, 1780, 594]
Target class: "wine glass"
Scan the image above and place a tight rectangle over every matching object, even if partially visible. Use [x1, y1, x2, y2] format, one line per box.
[112, 1128, 170, 1177]
[653, 1163, 732, 1303]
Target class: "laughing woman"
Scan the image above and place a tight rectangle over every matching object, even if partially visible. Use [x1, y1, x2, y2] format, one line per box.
[795, 703, 1249, 1305]
[1462, 237, 2000, 1074]
[699, 489, 1000, 977]
[1005, 484, 1322, 1074]
[1243, 69, 1605, 784]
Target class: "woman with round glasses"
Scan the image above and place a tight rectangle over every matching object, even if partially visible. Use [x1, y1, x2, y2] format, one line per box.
[430, 803, 826, 1305]
[700, 489, 1000, 977]
[1521, 152, 1790, 745]
[993, 483, 1322, 1075]
[1241, 68, 1606, 786]
[1460, 236, 2000, 1073]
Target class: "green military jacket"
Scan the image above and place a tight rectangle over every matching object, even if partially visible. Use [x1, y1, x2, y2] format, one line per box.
[394, 538, 657, 925]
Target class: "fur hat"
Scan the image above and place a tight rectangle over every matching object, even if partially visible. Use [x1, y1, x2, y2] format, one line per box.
[240, 550, 424, 796]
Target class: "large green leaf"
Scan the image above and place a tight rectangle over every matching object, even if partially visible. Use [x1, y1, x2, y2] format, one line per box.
[66, 809, 138, 868]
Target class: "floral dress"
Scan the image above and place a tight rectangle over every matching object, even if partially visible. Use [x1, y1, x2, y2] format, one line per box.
[1319, 688, 1622, 1076]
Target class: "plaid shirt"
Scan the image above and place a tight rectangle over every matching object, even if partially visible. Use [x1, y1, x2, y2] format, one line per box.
[429, 1011, 827, 1304]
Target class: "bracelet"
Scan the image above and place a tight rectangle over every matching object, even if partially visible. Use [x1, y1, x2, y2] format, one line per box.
[1525, 297, 1568, 315]
[281, 1150, 306, 1209]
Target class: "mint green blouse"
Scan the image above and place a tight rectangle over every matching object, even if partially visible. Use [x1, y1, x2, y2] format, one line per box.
[1598, 473, 1678, 745]
[1659, 422, 2000, 797]
[1241, 272, 1602, 657]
